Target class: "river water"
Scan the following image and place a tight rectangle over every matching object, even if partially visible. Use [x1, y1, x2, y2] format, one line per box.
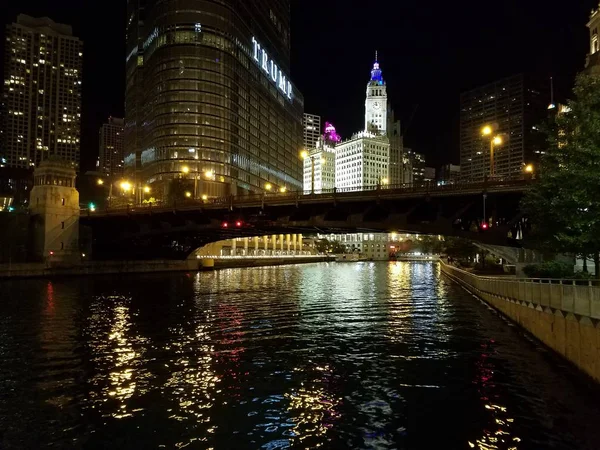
[1, 262, 599, 449]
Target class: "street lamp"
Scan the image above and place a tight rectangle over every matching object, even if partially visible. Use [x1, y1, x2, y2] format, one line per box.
[182, 166, 190, 174]
[97, 178, 104, 186]
[265, 183, 273, 191]
[382, 177, 389, 186]
[201, 194, 208, 201]
[185, 191, 192, 198]
[120, 181, 132, 192]
[524, 164, 534, 174]
[143, 186, 151, 194]
[279, 187, 287, 193]
[481, 125, 503, 178]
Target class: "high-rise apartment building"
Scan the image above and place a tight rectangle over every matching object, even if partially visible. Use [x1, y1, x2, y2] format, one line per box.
[303, 114, 321, 150]
[408, 150, 426, 182]
[99, 117, 125, 177]
[460, 74, 549, 181]
[1, 15, 82, 170]
[124, 0, 304, 201]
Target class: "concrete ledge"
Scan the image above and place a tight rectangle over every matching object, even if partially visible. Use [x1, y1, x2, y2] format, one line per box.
[441, 261, 600, 384]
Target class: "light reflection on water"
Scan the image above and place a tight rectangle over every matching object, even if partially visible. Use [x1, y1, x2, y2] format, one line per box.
[0, 262, 599, 449]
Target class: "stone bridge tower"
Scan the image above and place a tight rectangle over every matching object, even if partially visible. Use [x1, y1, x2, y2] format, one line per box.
[29, 159, 80, 264]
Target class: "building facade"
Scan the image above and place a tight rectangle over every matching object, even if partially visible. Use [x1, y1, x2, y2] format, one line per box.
[586, 3, 600, 74]
[303, 147, 335, 193]
[408, 150, 426, 182]
[303, 113, 321, 150]
[124, 0, 304, 203]
[365, 57, 388, 135]
[1, 15, 82, 170]
[334, 132, 389, 190]
[460, 74, 549, 181]
[439, 164, 461, 185]
[387, 110, 404, 186]
[99, 117, 125, 177]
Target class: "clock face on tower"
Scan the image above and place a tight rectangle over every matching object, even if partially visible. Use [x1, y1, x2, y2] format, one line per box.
[373, 101, 381, 111]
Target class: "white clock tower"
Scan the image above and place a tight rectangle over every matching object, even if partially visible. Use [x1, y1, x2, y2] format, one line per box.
[365, 53, 388, 135]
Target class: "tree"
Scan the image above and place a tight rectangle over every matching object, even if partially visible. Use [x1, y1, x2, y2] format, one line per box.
[443, 237, 477, 261]
[521, 73, 600, 277]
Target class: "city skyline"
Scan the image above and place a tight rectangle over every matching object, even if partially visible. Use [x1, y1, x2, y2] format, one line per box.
[0, 0, 595, 173]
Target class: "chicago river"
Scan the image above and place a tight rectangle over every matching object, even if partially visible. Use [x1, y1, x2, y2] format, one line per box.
[1, 262, 599, 449]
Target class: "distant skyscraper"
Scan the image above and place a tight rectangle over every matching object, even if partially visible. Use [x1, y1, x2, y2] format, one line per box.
[303, 114, 321, 150]
[125, 0, 304, 201]
[408, 151, 426, 182]
[585, 4, 600, 74]
[460, 74, 549, 181]
[99, 117, 125, 177]
[1, 15, 82, 169]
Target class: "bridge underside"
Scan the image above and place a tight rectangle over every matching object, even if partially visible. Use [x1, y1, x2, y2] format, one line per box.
[83, 191, 526, 260]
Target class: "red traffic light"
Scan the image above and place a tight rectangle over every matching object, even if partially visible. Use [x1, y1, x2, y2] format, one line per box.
[481, 222, 488, 230]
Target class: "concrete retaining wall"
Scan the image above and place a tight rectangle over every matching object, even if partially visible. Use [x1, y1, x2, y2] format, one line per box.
[441, 261, 600, 384]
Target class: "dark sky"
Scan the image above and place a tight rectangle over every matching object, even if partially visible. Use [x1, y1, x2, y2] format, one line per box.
[0, 0, 595, 171]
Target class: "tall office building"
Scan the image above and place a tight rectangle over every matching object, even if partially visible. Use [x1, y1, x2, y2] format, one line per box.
[408, 150, 426, 182]
[460, 74, 549, 181]
[334, 57, 390, 191]
[303, 114, 321, 150]
[124, 0, 304, 201]
[387, 109, 404, 186]
[1, 15, 82, 169]
[99, 117, 125, 177]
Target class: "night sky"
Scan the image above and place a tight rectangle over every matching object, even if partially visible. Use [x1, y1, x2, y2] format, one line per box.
[0, 0, 595, 171]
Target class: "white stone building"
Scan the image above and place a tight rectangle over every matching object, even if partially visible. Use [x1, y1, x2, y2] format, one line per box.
[334, 132, 390, 190]
[302, 146, 336, 193]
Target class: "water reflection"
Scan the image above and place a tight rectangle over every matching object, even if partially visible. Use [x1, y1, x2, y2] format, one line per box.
[0, 263, 599, 449]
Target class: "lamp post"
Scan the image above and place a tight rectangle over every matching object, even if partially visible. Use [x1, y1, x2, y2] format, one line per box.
[481, 125, 503, 178]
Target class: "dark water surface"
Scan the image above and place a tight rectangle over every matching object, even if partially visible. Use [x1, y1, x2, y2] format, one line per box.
[1, 262, 599, 449]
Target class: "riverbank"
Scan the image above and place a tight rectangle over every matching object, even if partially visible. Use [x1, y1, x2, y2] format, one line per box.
[440, 259, 600, 384]
[0, 256, 333, 280]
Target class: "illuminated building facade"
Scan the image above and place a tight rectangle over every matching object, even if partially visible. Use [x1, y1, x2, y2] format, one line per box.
[586, 3, 600, 74]
[303, 147, 335, 194]
[124, 0, 304, 202]
[99, 117, 125, 177]
[1, 15, 82, 170]
[333, 58, 391, 191]
[460, 74, 549, 181]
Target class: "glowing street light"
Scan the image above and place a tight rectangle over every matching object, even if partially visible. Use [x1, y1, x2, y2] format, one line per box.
[300, 150, 309, 159]
[120, 181, 132, 192]
[182, 166, 190, 174]
[201, 194, 208, 201]
[97, 178, 104, 186]
[143, 186, 151, 193]
[204, 169, 214, 179]
[279, 187, 287, 193]
[481, 124, 503, 178]
[382, 177, 389, 185]
[524, 164, 534, 173]
[481, 125, 493, 136]
[265, 183, 272, 191]
[185, 191, 192, 198]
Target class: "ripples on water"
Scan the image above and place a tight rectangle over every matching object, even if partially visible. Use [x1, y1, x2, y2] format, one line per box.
[1, 262, 600, 449]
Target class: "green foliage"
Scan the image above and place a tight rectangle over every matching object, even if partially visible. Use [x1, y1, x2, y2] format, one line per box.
[443, 237, 477, 261]
[522, 261, 575, 279]
[314, 239, 346, 254]
[522, 73, 600, 277]
[413, 236, 444, 254]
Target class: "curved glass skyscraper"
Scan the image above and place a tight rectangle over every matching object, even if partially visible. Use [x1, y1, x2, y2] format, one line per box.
[124, 0, 304, 201]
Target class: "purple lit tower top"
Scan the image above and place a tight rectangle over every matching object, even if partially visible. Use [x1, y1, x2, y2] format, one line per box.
[370, 51, 384, 86]
[323, 122, 342, 145]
